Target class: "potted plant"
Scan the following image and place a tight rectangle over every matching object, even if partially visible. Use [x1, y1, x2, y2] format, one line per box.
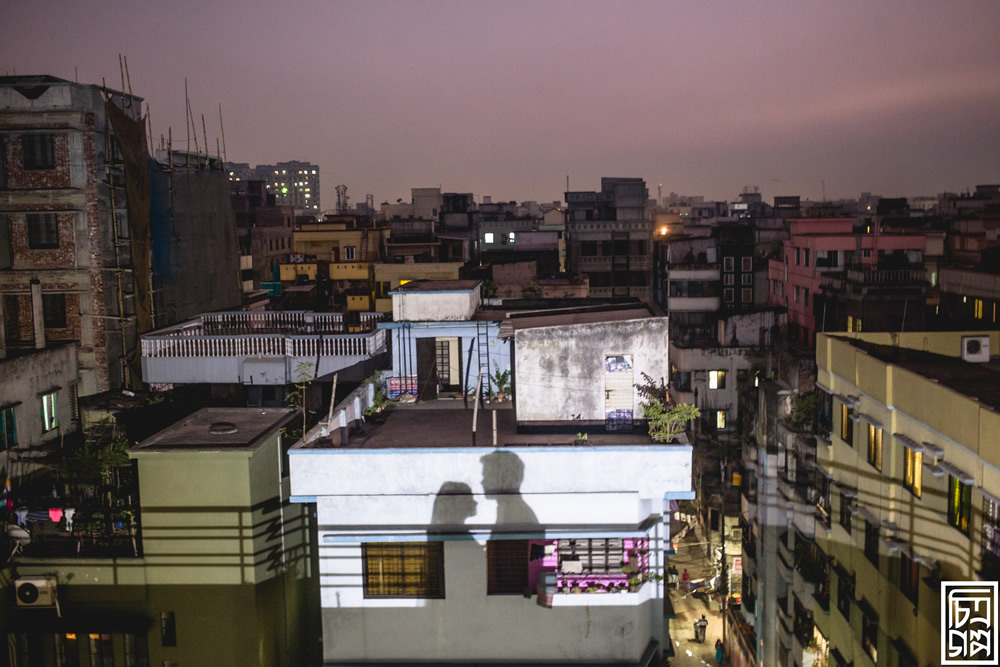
[491, 363, 511, 402]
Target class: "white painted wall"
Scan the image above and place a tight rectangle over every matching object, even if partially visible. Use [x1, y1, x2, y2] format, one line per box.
[514, 318, 670, 424]
[392, 286, 480, 322]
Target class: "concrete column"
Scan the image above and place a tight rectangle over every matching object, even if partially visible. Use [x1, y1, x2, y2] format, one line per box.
[30, 279, 46, 349]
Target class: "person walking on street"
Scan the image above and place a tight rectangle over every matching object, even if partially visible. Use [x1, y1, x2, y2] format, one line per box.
[715, 638, 724, 664]
[681, 568, 690, 590]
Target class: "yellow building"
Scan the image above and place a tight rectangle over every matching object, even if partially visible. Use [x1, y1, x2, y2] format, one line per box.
[292, 221, 388, 263]
[372, 262, 463, 312]
[813, 330, 1000, 667]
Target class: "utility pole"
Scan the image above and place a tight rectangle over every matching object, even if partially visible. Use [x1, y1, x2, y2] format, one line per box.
[719, 456, 729, 655]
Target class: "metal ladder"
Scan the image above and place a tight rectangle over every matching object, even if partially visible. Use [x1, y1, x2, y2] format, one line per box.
[477, 320, 492, 400]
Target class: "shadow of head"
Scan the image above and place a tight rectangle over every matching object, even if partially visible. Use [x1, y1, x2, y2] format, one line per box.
[430, 481, 477, 528]
[479, 450, 525, 497]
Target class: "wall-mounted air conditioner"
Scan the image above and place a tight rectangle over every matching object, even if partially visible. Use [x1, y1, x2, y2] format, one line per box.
[729, 528, 743, 542]
[961, 335, 990, 363]
[15, 576, 58, 608]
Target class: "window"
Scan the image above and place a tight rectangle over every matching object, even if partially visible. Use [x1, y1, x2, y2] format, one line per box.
[55, 633, 80, 667]
[867, 424, 882, 471]
[861, 607, 878, 662]
[0, 138, 6, 187]
[344, 246, 356, 260]
[837, 571, 853, 621]
[839, 492, 853, 535]
[794, 285, 800, 303]
[508, 232, 515, 244]
[0, 215, 11, 269]
[1, 405, 16, 449]
[903, 447, 922, 497]
[983, 498, 1000, 579]
[362, 542, 445, 598]
[435, 340, 450, 382]
[715, 410, 727, 430]
[41, 391, 57, 432]
[708, 370, 726, 389]
[724, 288, 734, 303]
[741, 273, 752, 285]
[795, 248, 801, 265]
[27, 213, 59, 249]
[803, 288, 809, 306]
[975, 298, 984, 319]
[863, 248, 872, 258]
[864, 520, 879, 565]
[840, 402, 854, 446]
[900, 550, 919, 605]
[160, 611, 176, 647]
[847, 315, 853, 332]
[89, 634, 113, 667]
[484, 232, 494, 244]
[856, 318, 862, 332]
[804, 249, 810, 267]
[724, 256, 734, 272]
[724, 274, 734, 286]
[22, 134, 55, 170]
[487, 540, 529, 595]
[742, 288, 752, 303]
[742, 256, 753, 272]
[815, 391, 833, 440]
[43, 293, 67, 328]
[949, 475, 972, 535]
[125, 633, 150, 667]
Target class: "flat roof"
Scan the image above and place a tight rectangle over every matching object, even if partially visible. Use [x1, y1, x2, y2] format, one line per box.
[847, 340, 1000, 412]
[300, 402, 654, 450]
[133, 407, 296, 452]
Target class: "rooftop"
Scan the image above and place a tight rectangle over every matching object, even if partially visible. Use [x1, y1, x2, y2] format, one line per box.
[846, 339, 1000, 412]
[391, 279, 481, 293]
[133, 407, 295, 452]
[298, 402, 655, 450]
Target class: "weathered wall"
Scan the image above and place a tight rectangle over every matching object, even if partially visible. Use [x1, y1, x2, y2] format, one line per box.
[392, 286, 479, 322]
[514, 318, 670, 424]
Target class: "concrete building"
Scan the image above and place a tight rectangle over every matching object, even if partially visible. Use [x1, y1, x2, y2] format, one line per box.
[231, 179, 295, 287]
[0, 76, 240, 395]
[3, 407, 317, 667]
[258, 160, 321, 212]
[565, 178, 652, 300]
[290, 284, 687, 664]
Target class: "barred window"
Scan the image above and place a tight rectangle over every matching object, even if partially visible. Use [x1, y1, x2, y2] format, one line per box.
[22, 134, 55, 170]
[27, 213, 59, 249]
[487, 540, 529, 595]
[362, 542, 445, 598]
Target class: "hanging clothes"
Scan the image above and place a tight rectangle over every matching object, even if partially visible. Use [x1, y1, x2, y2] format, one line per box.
[49, 508, 64, 523]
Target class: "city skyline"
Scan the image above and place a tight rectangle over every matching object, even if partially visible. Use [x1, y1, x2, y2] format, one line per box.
[3, 0, 999, 206]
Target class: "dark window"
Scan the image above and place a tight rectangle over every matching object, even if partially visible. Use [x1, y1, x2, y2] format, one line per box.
[160, 611, 176, 647]
[724, 256, 734, 272]
[742, 256, 753, 272]
[125, 632, 150, 667]
[0, 137, 7, 186]
[27, 213, 59, 248]
[816, 391, 833, 440]
[836, 572, 853, 621]
[487, 540, 529, 595]
[839, 492, 853, 535]
[22, 133, 55, 170]
[861, 606, 878, 662]
[804, 248, 810, 267]
[0, 215, 11, 269]
[89, 634, 114, 667]
[0, 405, 16, 450]
[55, 633, 80, 667]
[362, 542, 445, 598]
[864, 520, 879, 566]
[949, 475, 972, 535]
[900, 550, 919, 605]
[42, 293, 66, 328]
[983, 498, 1000, 579]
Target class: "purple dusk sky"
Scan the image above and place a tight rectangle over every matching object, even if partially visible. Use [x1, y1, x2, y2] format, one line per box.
[4, 1, 999, 206]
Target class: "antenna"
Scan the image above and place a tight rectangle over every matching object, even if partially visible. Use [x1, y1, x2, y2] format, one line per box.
[218, 103, 228, 164]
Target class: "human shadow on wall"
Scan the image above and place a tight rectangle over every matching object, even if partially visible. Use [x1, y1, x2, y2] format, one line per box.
[480, 450, 538, 529]
[430, 481, 478, 533]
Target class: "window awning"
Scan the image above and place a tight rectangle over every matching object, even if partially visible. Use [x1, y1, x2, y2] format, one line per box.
[833, 482, 858, 498]
[856, 413, 883, 428]
[938, 461, 974, 485]
[980, 488, 1000, 507]
[815, 382, 833, 394]
[893, 433, 922, 452]
[850, 505, 878, 524]
[921, 461, 945, 477]
[835, 394, 859, 408]
[922, 442, 945, 458]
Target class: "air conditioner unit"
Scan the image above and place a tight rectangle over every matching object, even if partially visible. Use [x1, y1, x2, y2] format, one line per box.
[15, 576, 58, 608]
[729, 528, 743, 542]
[962, 335, 991, 363]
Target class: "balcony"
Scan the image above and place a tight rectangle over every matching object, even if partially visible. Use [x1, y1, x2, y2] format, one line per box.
[140, 311, 386, 385]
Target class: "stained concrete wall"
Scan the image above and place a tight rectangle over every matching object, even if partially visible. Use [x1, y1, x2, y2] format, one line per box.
[392, 286, 480, 322]
[514, 318, 670, 424]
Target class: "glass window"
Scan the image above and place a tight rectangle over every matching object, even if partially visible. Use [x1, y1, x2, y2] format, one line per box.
[22, 133, 55, 170]
[484, 232, 494, 244]
[43, 293, 67, 328]
[27, 213, 59, 249]
[1, 405, 17, 449]
[794, 285, 800, 303]
[708, 371, 726, 389]
[55, 633, 80, 667]
[716, 410, 727, 430]
[362, 542, 445, 598]
[904, 447, 922, 497]
[900, 550, 919, 605]
[861, 608, 878, 662]
[840, 402, 854, 446]
[41, 391, 57, 431]
[89, 634, 113, 667]
[949, 476, 972, 535]
[487, 540, 529, 595]
[742, 256, 752, 272]
[344, 246, 356, 260]
[804, 249, 810, 267]
[160, 611, 176, 646]
[724, 288, 734, 303]
[815, 391, 833, 440]
[742, 288, 753, 303]
[837, 572, 853, 621]
[864, 520, 879, 565]
[795, 248, 801, 265]
[741, 273, 752, 285]
[839, 492, 853, 535]
[867, 424, 882, 471]
[125, 633, 150, 667]
[724, 274, 734, 286]
[724, 256, 734, 272]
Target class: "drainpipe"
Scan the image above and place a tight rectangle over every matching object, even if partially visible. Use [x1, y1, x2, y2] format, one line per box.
[30, 279, 46, 349]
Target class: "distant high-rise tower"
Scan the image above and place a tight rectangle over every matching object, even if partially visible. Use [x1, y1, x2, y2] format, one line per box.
[257, 160, 320, 211]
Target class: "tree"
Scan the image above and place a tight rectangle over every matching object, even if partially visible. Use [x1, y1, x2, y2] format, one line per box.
[642, 399, 700, 443]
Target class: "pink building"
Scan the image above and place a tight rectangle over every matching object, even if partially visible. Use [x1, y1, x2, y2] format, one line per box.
[767, 218, 926, 346]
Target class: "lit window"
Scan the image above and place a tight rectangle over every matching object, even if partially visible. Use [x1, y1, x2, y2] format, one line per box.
[708, 370, 726, 389]
[312, 170, 316, 174]
[362, 542, 444, 598]
[716, 410, 726, 429]
[949, 475, 972, 535]
[41, 391, 57, 432]
[975, 299, 984, 319]
[840, 402, 854, 446]
[508, 232, 515, 243]
[867, 424, 882, 471]
[904, 447, 922, 497]
[856, 318, 862, 332]
[484, 232, 494, 244]
[0, 405, 17, 449]
[847, 315, 853, 332]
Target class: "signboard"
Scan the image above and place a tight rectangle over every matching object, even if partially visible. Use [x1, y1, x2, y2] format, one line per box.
[387, 376, 418, 398]
[732, 556, 743, 575]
